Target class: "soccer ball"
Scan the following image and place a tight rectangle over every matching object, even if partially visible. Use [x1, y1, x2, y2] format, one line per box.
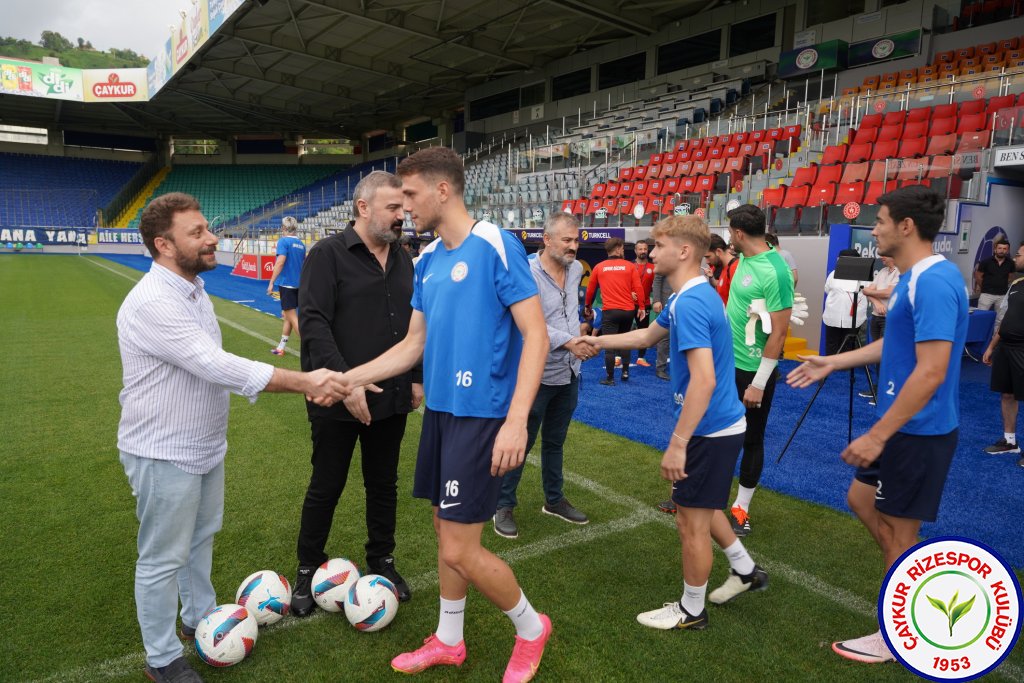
[344, 574, 400, 632]
[194, 603, 258, 667]
[235, 570, 291, 626]
[312, 558, 361, 613]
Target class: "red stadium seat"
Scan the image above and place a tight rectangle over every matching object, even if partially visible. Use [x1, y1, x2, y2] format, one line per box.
[618, 181, 633, 197]
[834, 181, 866, 205]
[663, 152, 678, 164]
[901, 120, 928, 139]
[877, 124, 903, 142]
[883, 111, 907, 126]
[663, 177, 680, 194]
[782, 184, 810, 207]
[791, 165, 818, 187]
[821, 145, 848, 165]
[604, 182, 619, 198]
[987, 94, 1016, 117]
[572, 198, 589, 215]
[840, 162, 869, 184]
[619, 167, 634, 181]
[650, 153, 664, 165]
[852, 127, 879, 144]
[906, 107, 931, 124]
[692, 160, 710, 175]
[863, 181, 890, 205]
[647, 178, 664, 196]
[925, 134, 957, 156]
[932, 103, 958, 119]
[846, 143, 872, 164]
[761, 186, 785, 208]
[647, 164, 661, 179]
[633, 165, 649, 180]
[958, 130, 992, 152]
[724, 155, 750, 175]
[586, 198, 603, 215]
[858, 113, 884, 129]
[632, 180, 648, 196]
[897, 137, 927, 158]
[930, 117, 957, 137]
[561, 199, 576, 214]
[816, 163, 843, 187]
[708, 158, 727, 174]
[871, 139, 899, 161]
[659, 163, 677, 178]
[896, 158, 928, 183]
[960, 100, 986, 116]
[678, 161, 693, 176]
[868, 160, 898, 182]
[810, 182, 837, 205]
[927, 155, 954, 178]
[956, 113, 987, 134]
[591, 182, 606, 198]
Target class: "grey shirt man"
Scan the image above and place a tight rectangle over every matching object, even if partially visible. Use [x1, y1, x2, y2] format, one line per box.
[532, 256, 583, 385]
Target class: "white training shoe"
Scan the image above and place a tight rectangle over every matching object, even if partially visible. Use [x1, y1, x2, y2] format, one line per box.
[708, 566, 768, 605]
[636, 602, 708, 630]
[832, 631, 895, 663]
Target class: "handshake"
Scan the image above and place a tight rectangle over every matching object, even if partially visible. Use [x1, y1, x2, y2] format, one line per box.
[564, 336, 603, 360]
[300, 368, 382, 407]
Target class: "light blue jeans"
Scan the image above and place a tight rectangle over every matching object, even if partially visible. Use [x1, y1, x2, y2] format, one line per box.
[120, 452, 224, 668]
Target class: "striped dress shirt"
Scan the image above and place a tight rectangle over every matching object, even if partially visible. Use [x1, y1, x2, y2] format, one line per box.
[117, 262, 275, 474]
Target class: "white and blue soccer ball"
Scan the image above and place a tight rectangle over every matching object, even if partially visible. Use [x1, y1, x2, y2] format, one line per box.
[194, 603, 258, 667]
[344, 574, 400, 632]
[235, 570, 291, 626]
[312, 558, 361, 613]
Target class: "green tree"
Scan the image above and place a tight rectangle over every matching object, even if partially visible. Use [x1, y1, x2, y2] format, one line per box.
[39, 31, 73, 51]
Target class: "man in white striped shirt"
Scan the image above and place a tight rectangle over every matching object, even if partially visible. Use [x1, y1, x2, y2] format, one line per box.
[117, 193, 346, 683]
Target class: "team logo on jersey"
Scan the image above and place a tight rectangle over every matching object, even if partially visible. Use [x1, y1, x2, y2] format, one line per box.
[742, 274, 753, 287]
[450, 261, 469, 282]
[879, 537, 1021, 680]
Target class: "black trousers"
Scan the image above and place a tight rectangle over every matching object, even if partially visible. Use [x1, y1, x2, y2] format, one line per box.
[296, 413, 407, 567]
[601, 308, 636, 377]
[825, 324, 866, 356]
[734, 367, 779, 489]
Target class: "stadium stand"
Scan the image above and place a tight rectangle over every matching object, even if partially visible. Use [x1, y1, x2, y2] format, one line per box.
[0, 153, 141, 228]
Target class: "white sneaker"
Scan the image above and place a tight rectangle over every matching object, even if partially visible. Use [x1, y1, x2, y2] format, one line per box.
[708, 565, 768, 605]
[832, 630, 895, 663]
[636, 602, 707, 630]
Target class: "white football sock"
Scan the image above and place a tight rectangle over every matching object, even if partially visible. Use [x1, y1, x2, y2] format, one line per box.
[1005, 432, 1016, 445]
[681, 582, 707, 616]
[732, 485, 756, 511]
[435, 596, 466, 646]
[722, 539, 756, 576]
[277, 335, 289, 350]
[503, 590, 543, 640]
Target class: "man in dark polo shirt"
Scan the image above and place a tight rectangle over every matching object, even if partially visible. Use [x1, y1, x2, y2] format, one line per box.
[974, 237, 1015, 310]
[290, 171, 422, 614]
[982, 242, 1024, 464]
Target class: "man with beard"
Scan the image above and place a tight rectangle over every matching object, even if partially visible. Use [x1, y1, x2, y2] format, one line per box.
[493, 213, 591, 539]
[633, 239, 656, 367]
[703, 233, 737, 306]
[974, 237, 1015, 310]
[117, 192, 346, 683]
[336, 147, 552, 682]
[290, 171, 422, 615]
[788, 186, 968, 663]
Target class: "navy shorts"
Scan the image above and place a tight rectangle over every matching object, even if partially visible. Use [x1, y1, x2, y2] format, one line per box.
[413, 409, 505, 523]
[671, 432, 745, 510]
[279, 286, 299, 311]
[854, 429, 958, 522]
[990, 343, 1024, 401]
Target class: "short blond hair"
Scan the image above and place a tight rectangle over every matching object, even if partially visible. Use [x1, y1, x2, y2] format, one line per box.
[651, 215, 711, 253]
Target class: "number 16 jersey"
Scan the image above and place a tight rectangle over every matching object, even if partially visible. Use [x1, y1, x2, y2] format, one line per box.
[412, 221, 538, 418]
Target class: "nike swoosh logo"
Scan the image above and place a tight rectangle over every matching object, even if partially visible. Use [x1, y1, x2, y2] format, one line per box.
[439, 500, 461, 509]
[422, 273, 434, 283]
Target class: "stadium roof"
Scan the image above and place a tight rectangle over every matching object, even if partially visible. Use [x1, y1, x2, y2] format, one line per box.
[0, 0, 712, 139]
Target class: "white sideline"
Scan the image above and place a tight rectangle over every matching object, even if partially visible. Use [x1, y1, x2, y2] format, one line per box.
[41, 258, 1020, 683]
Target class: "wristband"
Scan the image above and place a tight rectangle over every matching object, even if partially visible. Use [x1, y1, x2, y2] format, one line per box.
[672, 432, 690, 443]
[751, 357, 778, 390]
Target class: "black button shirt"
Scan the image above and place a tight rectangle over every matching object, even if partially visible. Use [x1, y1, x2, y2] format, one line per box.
[298, 227, 421, 422]
[978, 256, 1016, 295]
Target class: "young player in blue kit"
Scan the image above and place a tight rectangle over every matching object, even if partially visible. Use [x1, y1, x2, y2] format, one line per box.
[267, 216, 306, 355]
[336, 147, 552, 682]
[581, 215, 768, 630]
[788, 186, 968, 663]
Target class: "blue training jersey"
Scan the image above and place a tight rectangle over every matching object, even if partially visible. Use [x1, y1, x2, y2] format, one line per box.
[275, 235, 306, 289]
[657, 276, 746, 435]
[877, 255, 968, 435]
[412, 221, 538, 418]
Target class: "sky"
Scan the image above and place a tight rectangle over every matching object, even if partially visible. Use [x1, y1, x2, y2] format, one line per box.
[5, 0, 193, 58]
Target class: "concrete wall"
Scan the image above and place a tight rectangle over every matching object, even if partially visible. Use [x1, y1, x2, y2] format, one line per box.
[776, 235, 829, 351]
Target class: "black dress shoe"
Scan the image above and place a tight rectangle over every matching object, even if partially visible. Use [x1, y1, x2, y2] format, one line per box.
[368, 555, 411, 602]
[291, 565, 317, 617]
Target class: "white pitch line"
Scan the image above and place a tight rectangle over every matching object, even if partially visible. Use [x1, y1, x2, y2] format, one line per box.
[46, 257, 1022, 683]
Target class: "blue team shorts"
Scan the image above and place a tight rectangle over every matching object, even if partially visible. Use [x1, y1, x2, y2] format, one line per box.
[671, 432, 745, 510]
[854, 429, 958, 522]
[413, 409, 506, 523]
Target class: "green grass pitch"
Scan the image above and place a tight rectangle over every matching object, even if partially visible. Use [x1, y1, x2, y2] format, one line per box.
[1, 255, 1020, 683]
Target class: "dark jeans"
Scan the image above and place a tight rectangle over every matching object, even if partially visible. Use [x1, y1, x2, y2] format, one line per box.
[735, 367, 779, 489]
[296, 413, 407, 567]
[601, 308, 636, 377]
[498, 373, 579, 508]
